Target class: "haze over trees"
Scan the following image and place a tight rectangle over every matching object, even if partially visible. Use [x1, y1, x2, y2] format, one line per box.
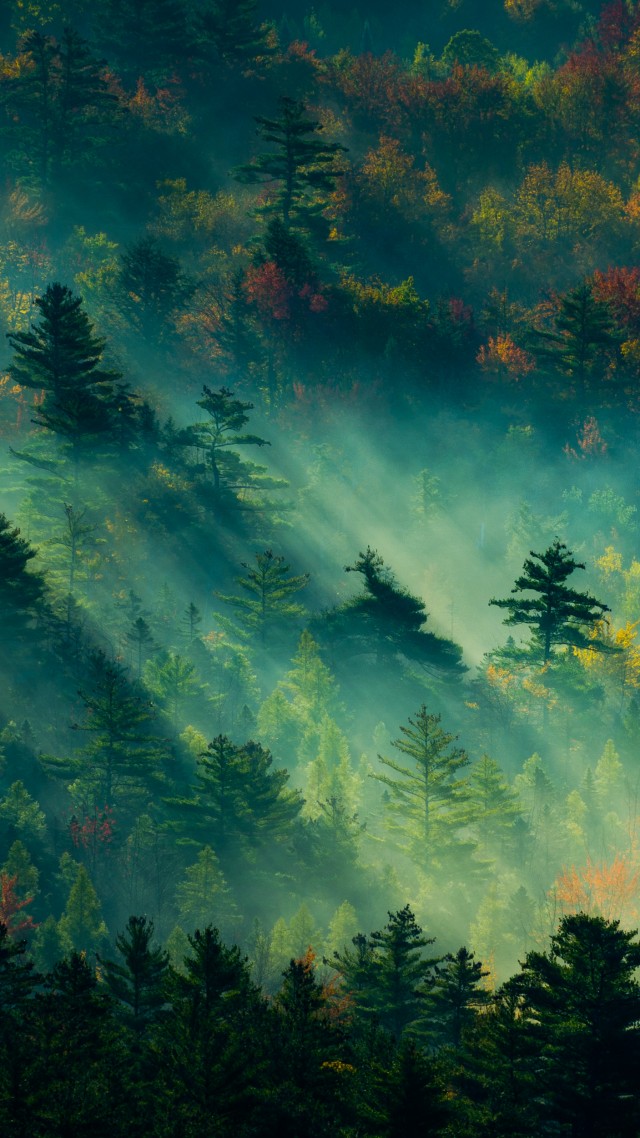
[2, 0, 640, 1132]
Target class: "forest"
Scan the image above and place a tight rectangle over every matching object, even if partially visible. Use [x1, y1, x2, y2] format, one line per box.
[3, 0, 640, 1134]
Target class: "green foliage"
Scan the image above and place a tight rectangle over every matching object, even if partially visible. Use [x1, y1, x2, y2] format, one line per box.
[490, 540, 614, 663]
[57, 864, 109, 956]
[373, 706, 470, 871]
[333, 906, 441, 1039]
[7, 282, 135, 463]
[100, 915, 169, 1034]
[217, 548, 309, 648]
[175, 845, 237, 937]
[234, 96, 344, 233]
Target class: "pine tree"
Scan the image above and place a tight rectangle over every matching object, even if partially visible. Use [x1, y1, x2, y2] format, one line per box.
[0, 27, 122, 190]
[321, 547, 466, 680]
[533, 282, 615, 399]
[333, 907, 441, 1038]
[175, 845, 237, 938]
[466, 754, 522, 856]
[93, 0, 192, 77]
[117, 236, 192, 338]
[195, 0, 269, 66]
[31, 953, 123, 1137]
[7, 283, 135, 469]
[234, 96, 345, 233]
[373, 707, 470, 872]
[143, 650, 198, 730]
[159, 926, 264, 1137]
[44, 651, 166, 812]
[181, 385, 281, 507]
[509, 913, 640, 1138]
[100, 915, 169, 1035]
[0, 923, 39, 1138]
[57, 864, 108, 956]
[0, 513, 46, 646]
[490, 540, 614, 663]
[174, 735, 303, 864]
[217, 549, 309, 648]
[423, 946, 491, 1050]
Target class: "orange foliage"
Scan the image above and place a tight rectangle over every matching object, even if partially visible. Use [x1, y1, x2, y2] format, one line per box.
[477, 334, 535, 382]
[564, 416, 608, 460]
[554, 855, 639, 923]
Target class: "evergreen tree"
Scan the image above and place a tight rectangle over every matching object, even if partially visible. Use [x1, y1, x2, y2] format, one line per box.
[509, 912, 640, 1138]
[0, 924, 39, 1138]
[31, 953, 124, 1137]
[466, 754, 522, 856]
[57, 864, 108, 956]
[117, 236, 192, 338]
[234, 95, 345, 233]
[0, 27, 122, 190]
[159, 926, 265, 1138]
[320, 547, 466, 681]
[533, 283, 615, 399]
[100, 915, 169, 1036]
[333, 907, 441, 1038]
[373, 707, 470, 872]
[127, 615, 156, 680]
[7, 283, 135, 468]
[217, 548, 309, 648]
[0, 514, 46, 646]
[181, 385, 281, 507]
[175, 845, 237, 938]
[175, 735, 303, 865]
[422, 946, 490, 1050]
[44, 651, 166, 812]
[490, 540, 614, 663]
[367, 1036, 451, 1138]
[143, 650, 199, 730]
[195, 0, 268, 66]
[93, 0, 191, 76]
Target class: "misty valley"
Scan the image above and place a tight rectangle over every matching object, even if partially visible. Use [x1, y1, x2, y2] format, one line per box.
[2, 0, 640, 1135]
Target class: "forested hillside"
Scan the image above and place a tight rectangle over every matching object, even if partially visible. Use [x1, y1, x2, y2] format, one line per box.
[2, 1, 640, 1134]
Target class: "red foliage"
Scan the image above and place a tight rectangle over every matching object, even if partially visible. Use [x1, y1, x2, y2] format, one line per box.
[592, 266, 640, 333]
[597, 0, 640, 51]
[244, 262, 293, 321]
[0, 873, 35, 937]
